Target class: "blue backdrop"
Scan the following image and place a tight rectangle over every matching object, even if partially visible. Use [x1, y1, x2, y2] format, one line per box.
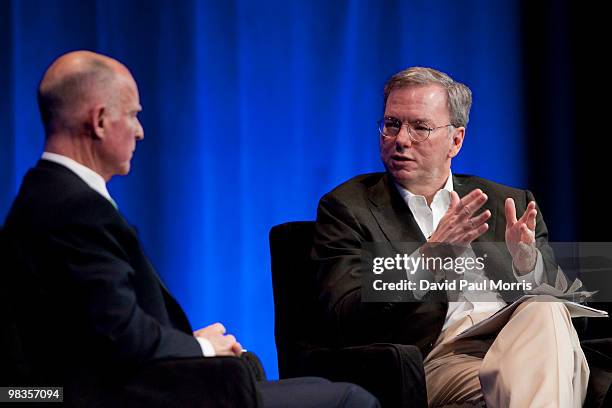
[1, 0, 534, 379]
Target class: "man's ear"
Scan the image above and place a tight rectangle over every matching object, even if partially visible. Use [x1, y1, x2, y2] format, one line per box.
[448, 127, 465, 159]
[89, 104, 106, 139]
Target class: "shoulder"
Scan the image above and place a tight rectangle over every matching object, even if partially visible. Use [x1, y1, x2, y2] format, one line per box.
[321, 172, 386, 203]
[454, 173, 530, 198]
[5, 161, 121, 234]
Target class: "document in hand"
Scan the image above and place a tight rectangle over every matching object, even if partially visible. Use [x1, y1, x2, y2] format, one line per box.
[454, 295, 608, 341]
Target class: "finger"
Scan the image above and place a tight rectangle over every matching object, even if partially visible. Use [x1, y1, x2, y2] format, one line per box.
[517, 201, 536, 224]
[448, 191, 460, 211]
[232, 342, 243, 356]
[527, 209, 537, 230]
[527, 200, 536, 211]
[460, 189, 486, 208]
[505, 198, 517, 227]
[442, 192, 461, 226]
[464, 222, 489, 243]
[469, 210, 491, 228]
[215, 336, 237, 356]
[194, 325, 215, 337]
[525, 202, 537, 230]
[210, 322, 226, 334]
[457, 190, 487, 218]
[520, 208, 536, 229]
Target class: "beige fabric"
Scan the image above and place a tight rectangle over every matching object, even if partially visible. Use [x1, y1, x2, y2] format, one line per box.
[424, 297, 589, 407]
[425, 313, 493, 406]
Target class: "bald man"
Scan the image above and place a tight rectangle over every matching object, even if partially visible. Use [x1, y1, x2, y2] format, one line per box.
[2, 51, 379, 407]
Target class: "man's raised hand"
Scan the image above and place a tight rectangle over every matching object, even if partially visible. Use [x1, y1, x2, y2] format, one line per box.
[504, 198, 538, 274]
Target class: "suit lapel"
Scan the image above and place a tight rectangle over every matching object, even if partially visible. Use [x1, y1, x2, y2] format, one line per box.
[367, 174, 426, 243]
[366, 172, 516, 297]
[366, 174, 501, 243]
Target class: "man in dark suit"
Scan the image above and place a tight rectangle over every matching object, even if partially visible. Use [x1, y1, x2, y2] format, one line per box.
[312, 67, 589, 407]
[2, 51, 379, 407]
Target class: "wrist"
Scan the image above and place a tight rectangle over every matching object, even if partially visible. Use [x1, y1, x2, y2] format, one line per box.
[513, 246, 537, 274]
[195, 336, 216, 357]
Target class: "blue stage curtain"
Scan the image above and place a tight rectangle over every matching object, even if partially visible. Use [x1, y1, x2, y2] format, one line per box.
[1, 0, 539, 379]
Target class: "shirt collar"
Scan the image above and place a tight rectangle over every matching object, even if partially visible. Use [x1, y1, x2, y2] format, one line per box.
[395, 170, 454, 203]
[41, 152, 116, 207]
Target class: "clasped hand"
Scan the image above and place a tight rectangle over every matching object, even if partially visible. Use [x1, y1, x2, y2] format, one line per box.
[194, 322, 243, 357]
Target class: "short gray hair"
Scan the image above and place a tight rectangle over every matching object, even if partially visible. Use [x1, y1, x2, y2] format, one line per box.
[383, 67, 472, 127]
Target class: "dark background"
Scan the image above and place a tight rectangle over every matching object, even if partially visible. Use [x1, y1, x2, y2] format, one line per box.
[521, 0, 609, 241]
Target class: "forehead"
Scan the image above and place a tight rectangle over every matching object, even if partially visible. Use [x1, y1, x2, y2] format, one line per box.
[113, 73, 140, 106]
[385, 84, 449, 120]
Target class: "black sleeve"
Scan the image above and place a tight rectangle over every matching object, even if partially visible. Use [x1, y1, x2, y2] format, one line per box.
[312, 193, 422, 345]
[48, 208, 202, 365]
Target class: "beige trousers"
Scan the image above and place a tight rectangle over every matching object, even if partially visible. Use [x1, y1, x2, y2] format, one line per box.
[424, 296, 590, 408]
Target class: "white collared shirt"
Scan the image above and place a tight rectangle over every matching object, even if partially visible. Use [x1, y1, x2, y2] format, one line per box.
[395, 171, 544, 332]
[40, 152, 215, 357]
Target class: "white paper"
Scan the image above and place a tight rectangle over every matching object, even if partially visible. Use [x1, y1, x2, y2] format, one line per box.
[454, 295, 608, 341]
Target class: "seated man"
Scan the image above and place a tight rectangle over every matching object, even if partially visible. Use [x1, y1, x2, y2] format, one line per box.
[312, 66, 589, 407]
[2, 51, 379, 408]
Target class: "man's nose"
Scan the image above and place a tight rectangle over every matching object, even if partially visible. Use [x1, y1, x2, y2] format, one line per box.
[395, 125, 412, 151]
[136, 121, 144, 141]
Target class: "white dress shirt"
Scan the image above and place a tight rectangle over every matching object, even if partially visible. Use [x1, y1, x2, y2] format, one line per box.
[395, 171, 545, 332]
[41, 152, 215, 357]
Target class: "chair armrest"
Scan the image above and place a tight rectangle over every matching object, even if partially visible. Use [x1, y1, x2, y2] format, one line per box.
[297, 343, 427, 408]
[93, 357, 262, 408]
[241, 351, 267, 381]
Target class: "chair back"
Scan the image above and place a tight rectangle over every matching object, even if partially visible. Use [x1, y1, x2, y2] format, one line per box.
[0, 226, 32, 385]
[269, 221, 330, 378]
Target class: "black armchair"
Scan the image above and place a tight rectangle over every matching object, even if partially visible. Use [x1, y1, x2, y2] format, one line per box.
[270, 221, 427, 408]
[270, 221, 612, 408]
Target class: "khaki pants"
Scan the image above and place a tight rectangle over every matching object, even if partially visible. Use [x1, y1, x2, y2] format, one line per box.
[424, 296, 589, 407]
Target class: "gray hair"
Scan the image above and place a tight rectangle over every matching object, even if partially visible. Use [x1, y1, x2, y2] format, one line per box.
[383, 67, 472, 127]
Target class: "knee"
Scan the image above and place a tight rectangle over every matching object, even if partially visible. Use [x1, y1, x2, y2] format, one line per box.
[337, 383, 380, 408]
[516, 296, 569, 320]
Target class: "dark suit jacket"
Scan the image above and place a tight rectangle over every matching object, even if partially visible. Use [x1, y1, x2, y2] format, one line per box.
[312, 172, 554, 356]
[2, 160, 202, 386]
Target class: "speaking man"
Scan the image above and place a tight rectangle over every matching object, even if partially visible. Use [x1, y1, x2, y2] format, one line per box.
[312, 67, 589, 407]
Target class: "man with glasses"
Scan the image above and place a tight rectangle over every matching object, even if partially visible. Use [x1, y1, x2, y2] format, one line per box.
[312, 67, 588, 407]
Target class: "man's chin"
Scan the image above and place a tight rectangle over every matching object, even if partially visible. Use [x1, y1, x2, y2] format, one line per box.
[390, 169, 417, 185]
[118, 163, 131, 176]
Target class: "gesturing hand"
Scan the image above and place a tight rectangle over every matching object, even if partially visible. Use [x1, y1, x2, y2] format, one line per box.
[505, 198, 538, 274]
[428, 189, 491, 245]
[422, 189, 491, 262]
[194, 322, 243, 357]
